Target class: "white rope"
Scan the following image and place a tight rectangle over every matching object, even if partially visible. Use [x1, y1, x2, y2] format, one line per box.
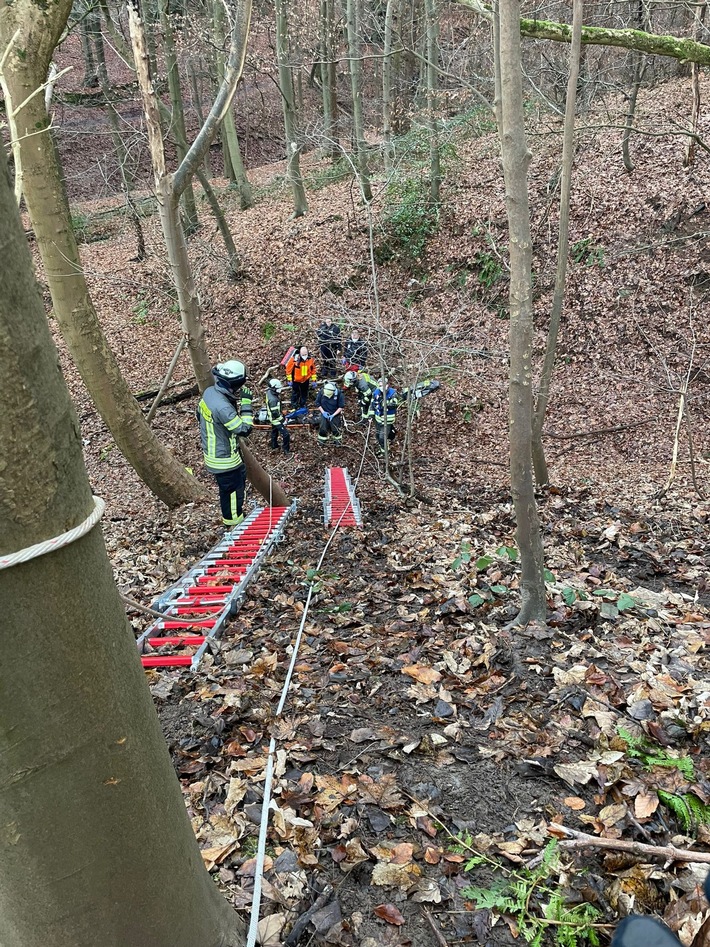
[0, 496, 105, 571]
[246, 433, 370, 947]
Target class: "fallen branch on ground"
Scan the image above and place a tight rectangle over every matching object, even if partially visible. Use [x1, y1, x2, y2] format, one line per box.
[550, 823, 710, 863]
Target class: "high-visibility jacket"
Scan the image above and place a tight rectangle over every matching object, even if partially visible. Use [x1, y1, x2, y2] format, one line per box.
[286, 356, 317, 384]
[197, 386, 253, 472]
[370, 385, 398, 425]
[355, 371, 377, 411]
[265, 388, 285, 427]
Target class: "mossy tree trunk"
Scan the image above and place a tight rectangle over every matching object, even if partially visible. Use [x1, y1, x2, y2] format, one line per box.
[0, 0, 203, 508]
[0, 138, 245, 947]
[496, 0, 546, 624]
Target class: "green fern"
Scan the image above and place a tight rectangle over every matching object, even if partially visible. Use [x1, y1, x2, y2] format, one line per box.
[658, 790, 710, 835]
[461, 840, 601, 947]
[617, 726, 695, 780]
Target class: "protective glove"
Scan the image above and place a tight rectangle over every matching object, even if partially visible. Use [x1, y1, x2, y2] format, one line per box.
[287, 381, 293, 388]
[241, 386, 253, 401]
[311, 381, 318, 389]
[326, 413, 333, 421]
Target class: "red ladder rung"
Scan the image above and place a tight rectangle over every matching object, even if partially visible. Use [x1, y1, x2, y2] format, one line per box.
[147, 636, 206, 646]
[160, 619, 217, 629]
[141, 655, 193, 668]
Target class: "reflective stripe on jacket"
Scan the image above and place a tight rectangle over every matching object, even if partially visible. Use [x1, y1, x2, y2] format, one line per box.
[370, 386, 398, 424]
[197, 386, 252, 471]
[265, 389, 284, 426]
[286, 356, 317, 384]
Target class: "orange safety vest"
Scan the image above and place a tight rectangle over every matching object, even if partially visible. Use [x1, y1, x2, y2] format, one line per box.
[286, 356, 317, 384]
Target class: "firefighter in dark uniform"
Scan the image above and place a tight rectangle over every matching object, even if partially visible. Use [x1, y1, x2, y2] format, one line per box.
[265, 378, 291, 454]
[315, 381, 345, 447]
[317, 317, 341, 378]
[369, 378, 398, 452]
[197, 360, 253, 527]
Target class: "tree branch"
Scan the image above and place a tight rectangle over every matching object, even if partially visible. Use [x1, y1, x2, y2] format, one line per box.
[453, 0, 710, 66]
[550, 823, 710, 863]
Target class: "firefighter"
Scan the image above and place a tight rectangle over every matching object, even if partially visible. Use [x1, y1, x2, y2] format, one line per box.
[265, 378, 291, 454]
[286, 345, 318, 409]
[317, 317, 341, 378]
[344, 369, 377, 421]
[197, 360, 253, 527]
[315, 381, 345, 447]
[370, 377, 398, 452]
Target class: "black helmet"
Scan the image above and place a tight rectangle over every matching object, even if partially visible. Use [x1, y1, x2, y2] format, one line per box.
[213, 360, 247, 396]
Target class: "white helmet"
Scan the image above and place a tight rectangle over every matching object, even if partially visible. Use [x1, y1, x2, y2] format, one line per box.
[213, 360, 247, 395]
[269, 378, 283, 392]
[323, 382, 337, 398]
[343, 371, 357, 388]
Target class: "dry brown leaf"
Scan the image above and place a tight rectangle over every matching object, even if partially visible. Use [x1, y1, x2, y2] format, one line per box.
[374, 903, 406, 926]
[635, 791, 660, 819]
[564, 796, 587, 811]
[401, 664, 443, 685]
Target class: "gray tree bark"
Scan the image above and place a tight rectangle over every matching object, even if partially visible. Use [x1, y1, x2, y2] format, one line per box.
[0, 0, 203, 508]
[320, 0, 339, 158]
[345, 0, 373, 200]
[0, 138, 245, 947]
[496, 0, 546, 624]
[274, 0, 309, 216]
[531, 0, 583, 486]
[382, 0, 396, 170]
[423, 0, 441, 204]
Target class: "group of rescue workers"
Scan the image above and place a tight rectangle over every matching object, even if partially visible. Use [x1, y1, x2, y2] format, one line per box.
[196, 319, 401, 528]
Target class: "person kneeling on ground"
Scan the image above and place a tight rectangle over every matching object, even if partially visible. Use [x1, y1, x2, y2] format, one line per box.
[197, 360, 253, 527]
[370, 378, 398, 453]
[344, 369, 377, 421]
[316, 381, 345, 447]
[265, 378, 291, 454]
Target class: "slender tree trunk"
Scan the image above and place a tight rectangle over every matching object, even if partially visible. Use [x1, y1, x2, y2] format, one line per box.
[531, 0, 583, 486]
[160, 0, 200, 232]
[320, 0, 338, 158]
[383, 0, 396, 170]
[684, 1, 706, 167]
[196, 166, 242, 276]
[213, 0, 253, 208]
[95, 17, 146, 261]
[423, 0, 441, 204]
[274, 0, 309, 216]
[128, 0, 253, 390]
[496, 0, 546, 624]
[79, 0, 99, 87]
[0, 139, 245, 947]
[622, 0, 649, 173]
[0, 1, 203, 508]
[345, 0, 372, 200]
[188, 58, 212, 178]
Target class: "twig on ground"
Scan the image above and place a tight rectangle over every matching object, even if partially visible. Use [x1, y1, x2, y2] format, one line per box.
[549, 823, 710, 863]
[283, 883, 334, 946]
[421, 906, 451, 947]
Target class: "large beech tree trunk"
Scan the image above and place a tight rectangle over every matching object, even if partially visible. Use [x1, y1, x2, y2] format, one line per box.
[0, 142, 245, 947]
[0, 0, 203, 509]
[496, 0, 546, 624]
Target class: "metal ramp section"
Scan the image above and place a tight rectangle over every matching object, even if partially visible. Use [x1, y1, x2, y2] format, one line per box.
[138, 504, 295, 671]
[323, 467, 362, 528]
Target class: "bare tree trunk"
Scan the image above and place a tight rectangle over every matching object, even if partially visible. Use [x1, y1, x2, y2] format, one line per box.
[128, 0, 252, 391]
[0, 0, 203, 508]
[274, 0, 309, 217]
[423, 0, 441, 204]
[79, 0, 99, 87]
[531, 0, 583, 486]
[188, 57, 212, 178]
[684, 1, 706, 167]
[320, 0, 339, 158]
[196, 166, 242, 277]
[496, 0, 546, 624]
[383, 0, 396, 171]
[0, 142, 245, 947]
[213, 0, 253, 208]
[160, 0, 199, 232]
[345, 0, 373, 200]
[622, 0, 649, 173]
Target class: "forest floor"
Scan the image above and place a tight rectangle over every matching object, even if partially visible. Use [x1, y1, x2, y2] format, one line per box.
[43, 68, 710, 946]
